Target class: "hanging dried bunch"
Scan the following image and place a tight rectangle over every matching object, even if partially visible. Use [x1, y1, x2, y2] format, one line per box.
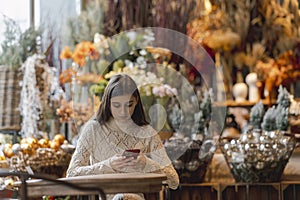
[258, 0, 300, 57]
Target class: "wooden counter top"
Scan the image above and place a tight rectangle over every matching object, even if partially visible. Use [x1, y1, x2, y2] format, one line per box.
[16, 173, 167, 198]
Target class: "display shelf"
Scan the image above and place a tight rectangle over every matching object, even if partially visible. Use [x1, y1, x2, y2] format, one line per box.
[213, 99, 277, 108]
[220, 183, 281, 200]
[281, 181, 300, 200]
[170, 182, 287, 200]
[170, 183, 219, 200]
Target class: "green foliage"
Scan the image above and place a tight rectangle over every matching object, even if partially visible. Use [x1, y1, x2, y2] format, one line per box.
[276, 105, 289, 131]
[63, 1, 105, 46]
[42, 196, 70, 200]
[168, 104, 182, 132]
[107, 30, 154, 62]
[192, 89, 213, 134]
[0, 16, 41, 70]
[249, 101, 264, 129]
[277, 85, 291, 108]
[259, 85, 291, 132]
[261, 106, 277, 131]
[112, 59, 125, 71]
[89, 79, 108, 97]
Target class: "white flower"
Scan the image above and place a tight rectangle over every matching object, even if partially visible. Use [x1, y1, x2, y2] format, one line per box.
[125, 59, 134, 68]
[166, 88, 174, 97]
[94, 33, 108, 48]
[139, 49, 147, 56]
[126, 31, 137, 42]
[171, 88, 178, 96]
[152, 86, 160, 96]
[136, 56, 145, 65]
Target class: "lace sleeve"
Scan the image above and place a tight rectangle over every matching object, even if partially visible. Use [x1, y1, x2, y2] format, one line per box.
[145, 130, 179, 190]
[66, 121, 115, 177]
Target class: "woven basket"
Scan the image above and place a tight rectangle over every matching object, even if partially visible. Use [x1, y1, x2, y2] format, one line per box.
[0, 66, 23, 131]
[9, 148, 72, 178]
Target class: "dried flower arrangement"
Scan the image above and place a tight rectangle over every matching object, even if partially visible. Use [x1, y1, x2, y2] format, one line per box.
[221, 86, 294, 183]
[187, 0, 300, 100]
[255, 45, 300, 102]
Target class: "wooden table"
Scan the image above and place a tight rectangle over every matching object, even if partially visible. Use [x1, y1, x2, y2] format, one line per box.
[17, 173, 167, 198]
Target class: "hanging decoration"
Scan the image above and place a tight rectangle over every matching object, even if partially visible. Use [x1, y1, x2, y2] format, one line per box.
[20, 54, 53, 138]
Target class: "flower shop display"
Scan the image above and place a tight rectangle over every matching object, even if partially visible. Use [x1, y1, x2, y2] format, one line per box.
[187, 0, 300, 101]
[150, 84, 178, 132]
[59, 30, 156, 139]
[89, 78, 108, 99]
[164, 89, 216, 183]
[0, 16, 42, 132]
[220, 129, 295, 183]
[20, 54, 55, 138]
[104, 64, 178, 133]
[220, 86, 295, 183]
[62, 27, 220, 184]
[255, 47, 300, 103]
[1, 134, 74, 178]
[249, 101, 264, 130]
[0, 16, 73, 180]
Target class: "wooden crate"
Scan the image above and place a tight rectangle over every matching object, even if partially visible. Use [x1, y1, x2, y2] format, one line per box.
[0, 66, 22, 131]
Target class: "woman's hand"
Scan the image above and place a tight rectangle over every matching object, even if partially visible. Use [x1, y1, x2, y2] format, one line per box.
[131, 153, 146, 171]
[109, 154, 135, 172]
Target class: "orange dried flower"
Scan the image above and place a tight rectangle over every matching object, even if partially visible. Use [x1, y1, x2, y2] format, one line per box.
[60, 46, 73, 59]
[60, 41, 100, 67]
[59, 68, 76, 84]
[72, 50, 86, 67]
[88, 44, 100, 60]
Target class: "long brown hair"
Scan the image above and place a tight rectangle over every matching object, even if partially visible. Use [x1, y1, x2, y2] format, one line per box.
[96, 74, 149, 126]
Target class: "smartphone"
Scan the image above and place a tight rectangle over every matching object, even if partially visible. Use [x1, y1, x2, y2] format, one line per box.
[122, 149, 140, 159]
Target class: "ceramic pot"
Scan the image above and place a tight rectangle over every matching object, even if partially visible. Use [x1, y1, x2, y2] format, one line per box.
[246, 73, 259, 102]
[232, 82, 248, 102]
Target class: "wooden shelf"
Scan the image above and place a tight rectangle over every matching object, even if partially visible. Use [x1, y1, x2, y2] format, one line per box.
[213, 99, 276, 108]
[170, 181, 300, 200]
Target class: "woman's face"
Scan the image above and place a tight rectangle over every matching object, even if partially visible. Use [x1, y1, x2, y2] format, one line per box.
[110, 94, 137, 121]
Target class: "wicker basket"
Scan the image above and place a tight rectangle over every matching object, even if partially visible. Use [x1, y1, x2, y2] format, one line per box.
[8, 148, 72, 178]
[0, 66, 23, 131]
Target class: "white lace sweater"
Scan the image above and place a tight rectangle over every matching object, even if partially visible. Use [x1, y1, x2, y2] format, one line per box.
[66, 118, 179, 191]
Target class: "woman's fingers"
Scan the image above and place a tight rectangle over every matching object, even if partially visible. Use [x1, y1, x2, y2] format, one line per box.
[110, 155, 136, 170]
[110, 153, 147, 172]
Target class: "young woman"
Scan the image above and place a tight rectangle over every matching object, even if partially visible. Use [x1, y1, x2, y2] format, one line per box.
[67, 74, 179, 200]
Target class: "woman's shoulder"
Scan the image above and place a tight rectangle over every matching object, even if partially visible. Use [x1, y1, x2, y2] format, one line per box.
[78, 119, 106, 142]
[89, 118, 101, 125]
[140, 124, 160, 139]
[79, 119, 102, 136]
